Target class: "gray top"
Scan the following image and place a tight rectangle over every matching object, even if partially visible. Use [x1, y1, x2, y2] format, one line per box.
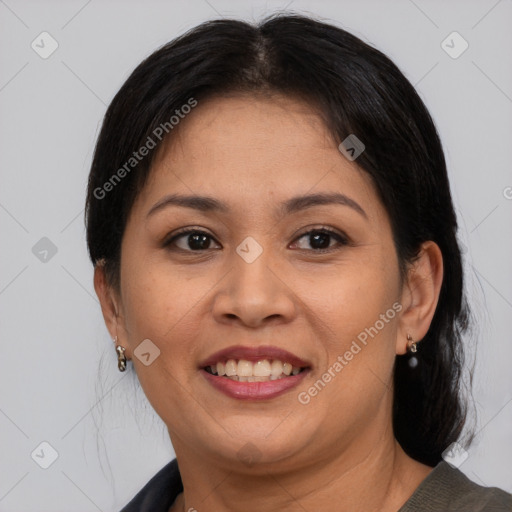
[398, 461, 512, 511]
[121, 458, 512, 511]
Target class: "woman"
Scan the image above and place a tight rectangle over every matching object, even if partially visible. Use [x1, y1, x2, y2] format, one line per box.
[85, 14, 512, 512]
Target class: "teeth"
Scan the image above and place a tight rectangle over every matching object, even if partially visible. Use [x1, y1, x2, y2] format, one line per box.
[237, 360, 253, 377]
[208, 358, 303, 380]
[225, 360, 237, 376]
[253, 359, 271, 377]
[216, 362, 226, 376]
[271, 360, 283, 377]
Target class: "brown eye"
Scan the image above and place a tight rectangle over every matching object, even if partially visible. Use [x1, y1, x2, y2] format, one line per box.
[165, 230, 221, 251]
[291, 229, 348, 252]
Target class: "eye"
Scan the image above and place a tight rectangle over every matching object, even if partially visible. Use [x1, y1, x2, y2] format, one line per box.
[164, 227, 348, 253]
[290, 228, 349, 252]
[164, 229, 221, 252]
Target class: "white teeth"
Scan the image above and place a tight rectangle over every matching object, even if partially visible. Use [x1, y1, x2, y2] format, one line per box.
[216, 362, 226, 376]
[208, 358, 303, 380]
[225, 359, 237, 376]
[237, 360, 253, 377]
[271, 360, 284, 377]
[253, 359, 271, 377]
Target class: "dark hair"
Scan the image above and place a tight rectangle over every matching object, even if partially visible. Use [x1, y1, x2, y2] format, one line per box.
[85, 14, 471, 467]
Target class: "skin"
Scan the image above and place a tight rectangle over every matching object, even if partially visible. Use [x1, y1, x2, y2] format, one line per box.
[95, 93, 444, 512]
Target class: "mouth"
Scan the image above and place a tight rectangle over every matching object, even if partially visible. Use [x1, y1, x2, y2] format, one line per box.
[199, 345, 311, 400]
[204, 358, 305, 381]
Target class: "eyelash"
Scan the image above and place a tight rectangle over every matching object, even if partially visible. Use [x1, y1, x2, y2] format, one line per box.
[163, 226, 349, 254]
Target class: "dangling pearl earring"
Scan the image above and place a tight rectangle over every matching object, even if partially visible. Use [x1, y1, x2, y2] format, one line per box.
[407, 334, 419, 368]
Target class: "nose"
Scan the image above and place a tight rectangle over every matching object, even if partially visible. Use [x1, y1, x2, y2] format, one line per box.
[212, 246, 297, 329]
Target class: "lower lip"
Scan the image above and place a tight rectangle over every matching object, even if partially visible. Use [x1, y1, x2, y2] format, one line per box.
[201, 369, 309, 401]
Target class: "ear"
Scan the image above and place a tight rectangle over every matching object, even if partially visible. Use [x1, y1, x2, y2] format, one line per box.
[94, 264, 126, 351]
[396, 241, 443, 355]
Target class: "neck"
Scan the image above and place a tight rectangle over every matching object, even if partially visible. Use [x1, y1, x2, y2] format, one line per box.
[169, 422, 433, 512]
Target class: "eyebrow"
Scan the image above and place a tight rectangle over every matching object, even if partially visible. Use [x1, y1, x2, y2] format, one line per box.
[147, 192, 367, 219]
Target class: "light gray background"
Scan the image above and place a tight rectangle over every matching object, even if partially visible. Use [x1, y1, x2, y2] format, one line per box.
[1, 0, 511, 510]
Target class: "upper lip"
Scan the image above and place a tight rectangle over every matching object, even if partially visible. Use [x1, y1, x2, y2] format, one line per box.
[199, 345, 311, 369]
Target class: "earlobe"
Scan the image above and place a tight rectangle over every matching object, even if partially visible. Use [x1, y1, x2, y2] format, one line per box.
[396, 241, 444, 355]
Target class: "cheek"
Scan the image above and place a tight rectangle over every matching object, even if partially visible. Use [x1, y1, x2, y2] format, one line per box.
[300, 251, 399, 337]
[298, 252, 400, 402]
[117, 265, 200, 416]
[120, 251, 193, 334]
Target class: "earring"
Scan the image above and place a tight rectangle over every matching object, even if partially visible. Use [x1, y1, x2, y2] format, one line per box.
[113, 336, 127, 372]
[407, 334, 419, 368]
[407, 334, 418, 353]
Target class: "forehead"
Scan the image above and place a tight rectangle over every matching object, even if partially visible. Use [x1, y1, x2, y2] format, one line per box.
[134, 93, 381, 220]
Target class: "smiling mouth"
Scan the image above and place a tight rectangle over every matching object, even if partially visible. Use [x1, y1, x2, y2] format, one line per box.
[204, 359, 306, 382]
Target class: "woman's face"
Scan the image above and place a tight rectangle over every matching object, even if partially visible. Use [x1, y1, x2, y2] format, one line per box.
[112, 93, 408, 470]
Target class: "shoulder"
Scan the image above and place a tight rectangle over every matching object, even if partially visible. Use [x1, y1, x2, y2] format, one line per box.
[120, 458, 182, 512]
[400, 461, 512, 512]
